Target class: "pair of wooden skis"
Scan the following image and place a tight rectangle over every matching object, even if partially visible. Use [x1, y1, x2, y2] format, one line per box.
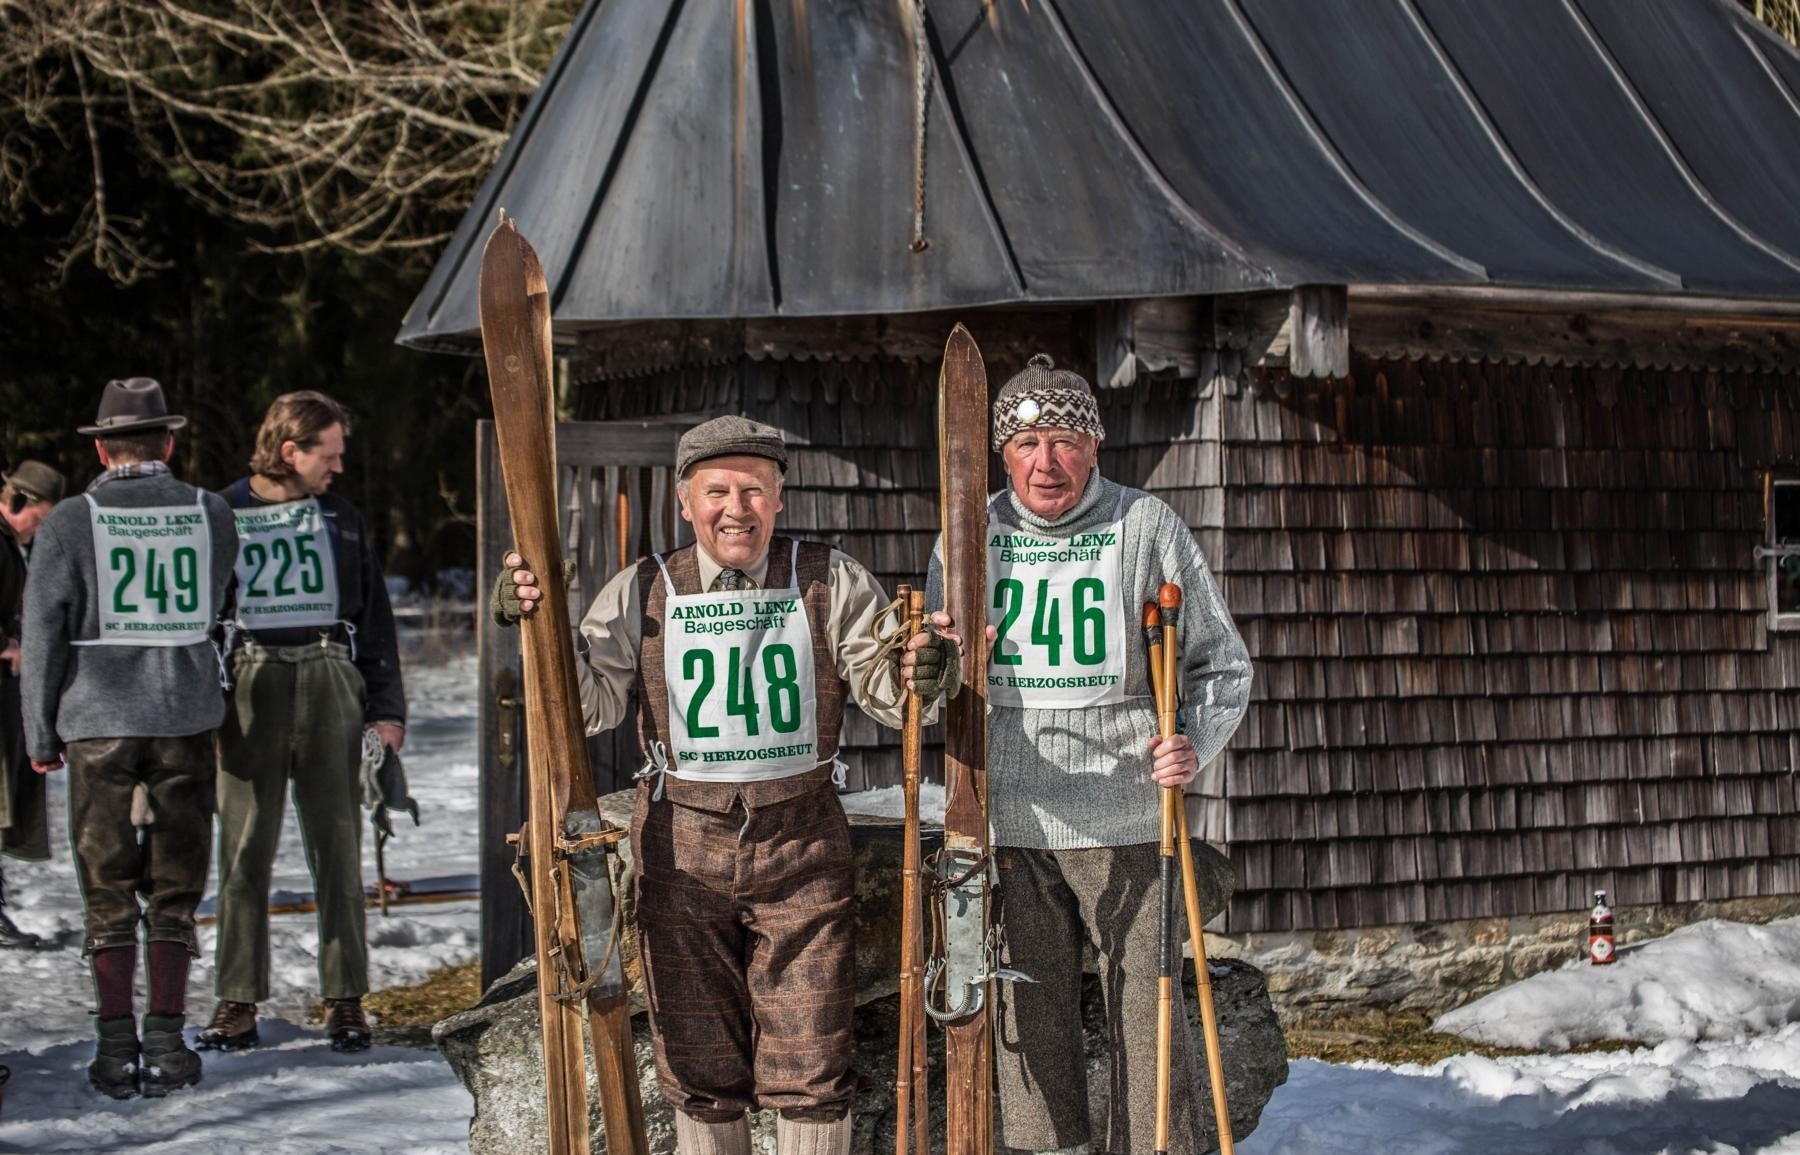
[479, 217, 648, 1155]
[897, 328, 1233, 1155]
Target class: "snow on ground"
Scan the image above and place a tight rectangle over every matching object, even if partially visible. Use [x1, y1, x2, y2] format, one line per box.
[1242, 918, 1800, 1154]
[0, 637, 480, 1154]
[1242, 1025, 1800, 1155]
[1433, 916, 1800, 1050]
[6, 626, 1800, 1153]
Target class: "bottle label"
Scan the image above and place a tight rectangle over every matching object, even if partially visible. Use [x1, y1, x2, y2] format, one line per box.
[1589, 933, 1615, 964]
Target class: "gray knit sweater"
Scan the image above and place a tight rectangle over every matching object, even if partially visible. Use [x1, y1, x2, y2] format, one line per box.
[928, 473, 1251, 849]
[21, 472, 237, 758]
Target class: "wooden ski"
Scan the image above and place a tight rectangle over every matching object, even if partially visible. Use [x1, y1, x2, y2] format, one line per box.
[479, 213, 648, 1155]
[929, 324, 994, 1155]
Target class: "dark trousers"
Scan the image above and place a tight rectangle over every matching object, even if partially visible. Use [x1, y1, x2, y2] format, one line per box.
[632, 781, 858, 1122]
[215, 641, 368, 1003]
[995, 841, 1235, 1155]
[66, 734, 216, 955]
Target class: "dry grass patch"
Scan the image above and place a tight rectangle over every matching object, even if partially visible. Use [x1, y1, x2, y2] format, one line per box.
[1284, 1011, 1642, 1066]
[308, 961, 483, 1048]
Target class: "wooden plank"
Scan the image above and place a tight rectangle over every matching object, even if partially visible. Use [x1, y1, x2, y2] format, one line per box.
[1289, 286, 1349, 379]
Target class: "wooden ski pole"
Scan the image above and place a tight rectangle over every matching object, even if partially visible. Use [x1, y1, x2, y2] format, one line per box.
[1145, 601, 1177, 1155]
[1160, 583, 1235, 1155]
[896, 586, 930, 1155]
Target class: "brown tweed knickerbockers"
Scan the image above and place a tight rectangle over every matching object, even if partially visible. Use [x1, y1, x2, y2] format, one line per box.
[631, 538, 856, 1121]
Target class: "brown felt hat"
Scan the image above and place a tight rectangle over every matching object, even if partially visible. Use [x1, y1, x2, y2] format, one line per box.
[676, 415, 788, 478]
[76, 377, 188, 437]
[2, 460, 66, 504]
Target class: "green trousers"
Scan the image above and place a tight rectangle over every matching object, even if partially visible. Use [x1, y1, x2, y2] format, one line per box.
[214, 640, 368, 1003]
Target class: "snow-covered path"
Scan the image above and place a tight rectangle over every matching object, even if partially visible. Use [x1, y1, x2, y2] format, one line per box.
[0, 650, 481, 1154]
[4, 640, 1800, 1154]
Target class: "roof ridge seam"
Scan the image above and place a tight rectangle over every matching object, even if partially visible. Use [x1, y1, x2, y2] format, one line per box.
[1395, 0, 1680, 290]
[1038, 0, 1274, 281]
[1219, 0, 1486, 281]
[1562, 0, 1800, 277]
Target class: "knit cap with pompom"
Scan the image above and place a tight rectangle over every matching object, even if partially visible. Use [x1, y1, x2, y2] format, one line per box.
[990, 353, 1105, 451]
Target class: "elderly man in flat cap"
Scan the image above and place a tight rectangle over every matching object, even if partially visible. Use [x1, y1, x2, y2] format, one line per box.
[928, 355, 1252, 1155]
[0, 459, 66, 949]
[21, 378, 237, 1099]
[495, 415, 959, 1155]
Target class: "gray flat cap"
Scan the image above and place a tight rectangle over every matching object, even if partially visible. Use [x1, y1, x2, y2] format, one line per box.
[2, 460, 66, 504]
[676, 415, 788, 478]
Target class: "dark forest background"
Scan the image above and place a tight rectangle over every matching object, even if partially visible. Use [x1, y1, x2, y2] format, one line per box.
[0, 2, 580, 585]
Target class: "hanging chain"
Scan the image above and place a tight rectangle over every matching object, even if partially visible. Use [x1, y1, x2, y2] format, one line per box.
[910, 0, 931, 253]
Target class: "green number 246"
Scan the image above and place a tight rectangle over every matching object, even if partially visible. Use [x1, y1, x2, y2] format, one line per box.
[993, 577, 1107, 667]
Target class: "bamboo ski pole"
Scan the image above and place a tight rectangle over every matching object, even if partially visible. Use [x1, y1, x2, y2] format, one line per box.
[1160, 582, 1236, 1155]
[1143, 601, 1176, 1155]
[896, 586, 930, 1155]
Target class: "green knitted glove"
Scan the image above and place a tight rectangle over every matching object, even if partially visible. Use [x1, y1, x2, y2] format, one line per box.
[909, 630, 962, 702]
[490, 557, 578, 627]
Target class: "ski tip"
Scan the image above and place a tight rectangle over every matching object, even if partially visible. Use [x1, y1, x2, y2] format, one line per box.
[943, 322, 982, 361]
[1159, 582, 1182, 611]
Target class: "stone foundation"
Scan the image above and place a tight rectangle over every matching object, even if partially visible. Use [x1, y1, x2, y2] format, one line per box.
[1207, 895, 1800, 1023]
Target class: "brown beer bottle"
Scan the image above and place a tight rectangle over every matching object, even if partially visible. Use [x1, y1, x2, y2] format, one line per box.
[1588, 889, 1616, 965]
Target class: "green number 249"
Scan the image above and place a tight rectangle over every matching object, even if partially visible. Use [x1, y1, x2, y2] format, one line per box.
[110, 546, 201, 615]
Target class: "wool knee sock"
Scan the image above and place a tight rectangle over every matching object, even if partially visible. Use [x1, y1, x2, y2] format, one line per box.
[774, 1112, 851, 1155]
[147, 941, 191, 1017]
[91, 945, 137, 1021]
[673, 1110, 751, 1155]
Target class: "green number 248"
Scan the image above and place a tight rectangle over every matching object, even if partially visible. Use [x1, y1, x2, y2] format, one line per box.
[683, 643, 803, 738]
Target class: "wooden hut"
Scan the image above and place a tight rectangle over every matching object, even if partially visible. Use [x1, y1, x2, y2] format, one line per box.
[401, 0, 1800, 984]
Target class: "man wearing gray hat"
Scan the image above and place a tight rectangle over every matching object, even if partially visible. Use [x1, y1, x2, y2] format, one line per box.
[0, 459, 66, 949]
[494, 414, 960, 1155]
[20, 378, 237, 1099]
[928, 354, 1252, 1155]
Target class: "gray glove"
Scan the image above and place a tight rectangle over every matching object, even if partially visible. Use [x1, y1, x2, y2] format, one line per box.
[909, 629, 962, 702]
[490, 557, 578, 627]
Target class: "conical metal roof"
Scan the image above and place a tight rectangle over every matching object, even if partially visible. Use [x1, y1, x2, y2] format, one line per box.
[399, 0, 1800, 352]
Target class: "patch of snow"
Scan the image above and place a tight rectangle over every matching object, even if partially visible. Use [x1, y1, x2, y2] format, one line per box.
[1434, 917, 1800, 1050]
[0, 646, 480, 1153]
[1241, 1024, 1800, 1155]
[839, 782, 945, 823]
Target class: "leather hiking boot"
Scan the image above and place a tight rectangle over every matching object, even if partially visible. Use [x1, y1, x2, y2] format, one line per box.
[0, 907, 43, 950]
[87, 1016, 139, 1100]
[325, 997, 371, 1053]
[139, 1015, 202, 1098]
[196, 1000, 259, 1051]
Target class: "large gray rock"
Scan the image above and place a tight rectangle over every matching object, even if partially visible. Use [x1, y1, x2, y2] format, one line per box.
[437, 791, 1287, 1152]
[435, 957, 1287, 1154]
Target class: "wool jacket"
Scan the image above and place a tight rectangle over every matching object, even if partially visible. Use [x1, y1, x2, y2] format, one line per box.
[22, 471, 237, 759]
[928, 472, 1252, 849]
[220, 478, 406, 725]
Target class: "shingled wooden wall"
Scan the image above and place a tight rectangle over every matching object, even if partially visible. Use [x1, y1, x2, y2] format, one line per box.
[1104, 356, 1800, 933]
[574, 339, 1800, 934]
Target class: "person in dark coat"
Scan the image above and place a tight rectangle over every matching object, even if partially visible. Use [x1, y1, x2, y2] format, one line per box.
[22, 378, 238, 1098]
[200, 390, 406, 1055]
[0, 459, 66, 949]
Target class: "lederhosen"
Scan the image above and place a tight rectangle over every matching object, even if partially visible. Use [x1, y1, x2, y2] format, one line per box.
[631, 537, 855, 1122]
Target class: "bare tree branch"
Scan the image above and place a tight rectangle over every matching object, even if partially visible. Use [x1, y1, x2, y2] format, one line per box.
[0, 0, 575, 282]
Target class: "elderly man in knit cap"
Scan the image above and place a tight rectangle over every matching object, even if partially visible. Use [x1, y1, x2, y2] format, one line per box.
[927, 354, 1252, 1155]
[494, 414, 960, 1155]
[0, 459, 66, 949]
[22, 378, 237, 1098]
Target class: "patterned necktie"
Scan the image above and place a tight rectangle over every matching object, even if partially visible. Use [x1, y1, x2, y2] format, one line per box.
[714, 567, 749, 592]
